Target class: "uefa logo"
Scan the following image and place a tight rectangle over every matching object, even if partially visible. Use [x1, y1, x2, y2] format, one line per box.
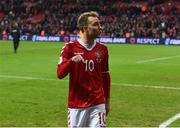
[130, 37, 136, 44]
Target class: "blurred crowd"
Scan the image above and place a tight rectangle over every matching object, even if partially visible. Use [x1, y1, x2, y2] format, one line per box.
[0, 0, 180, 38]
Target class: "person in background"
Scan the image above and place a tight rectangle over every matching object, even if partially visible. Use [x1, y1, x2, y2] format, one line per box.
[11, 22, 20, 53]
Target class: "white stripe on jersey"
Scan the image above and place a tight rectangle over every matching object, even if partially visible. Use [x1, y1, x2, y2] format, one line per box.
[66, 41, 74, 44]
[59, 41, 75, 63]
[60, 41, 74, 54]
[58, 57, 63, 64]
[100, 42, 106, 46]
[60, 45, 65, 54]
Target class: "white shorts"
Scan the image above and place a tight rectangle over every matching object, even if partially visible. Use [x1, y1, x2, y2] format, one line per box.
[68, 104, 106, 127]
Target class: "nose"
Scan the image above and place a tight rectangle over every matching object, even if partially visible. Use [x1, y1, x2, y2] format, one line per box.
[99, 25, 104, 33]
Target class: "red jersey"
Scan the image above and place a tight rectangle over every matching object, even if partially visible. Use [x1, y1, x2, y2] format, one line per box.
[57, 39, 110, 108]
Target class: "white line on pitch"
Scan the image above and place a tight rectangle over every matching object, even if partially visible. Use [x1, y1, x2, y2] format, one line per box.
[0, 75, 180, 91]
[1, 46, 61, 51]
[112, 83, 180, 90]
[0, 75, 66, 82]
[159, 113, 180, 128]
[136, 55, 180, 63]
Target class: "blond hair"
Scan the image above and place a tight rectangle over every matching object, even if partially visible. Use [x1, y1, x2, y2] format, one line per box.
[77, 11, 99, 31]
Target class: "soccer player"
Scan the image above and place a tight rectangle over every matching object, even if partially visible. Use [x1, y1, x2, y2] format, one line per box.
[11, 22, 20, 53]
[57, 11, 111, 127]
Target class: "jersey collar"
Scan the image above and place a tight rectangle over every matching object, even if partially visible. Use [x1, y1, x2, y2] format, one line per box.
[77, 38, 96, 51]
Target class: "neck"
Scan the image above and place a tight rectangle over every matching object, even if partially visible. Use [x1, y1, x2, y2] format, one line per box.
[81, 32, 94, 45]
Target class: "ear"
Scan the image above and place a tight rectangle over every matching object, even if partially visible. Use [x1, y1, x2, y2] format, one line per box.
[83, 26, 88, 31]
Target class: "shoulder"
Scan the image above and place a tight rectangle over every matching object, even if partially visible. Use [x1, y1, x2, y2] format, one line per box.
[96, 42, 108, 51]
[65, 40, 75, 45]
[64, 40, 77, 47]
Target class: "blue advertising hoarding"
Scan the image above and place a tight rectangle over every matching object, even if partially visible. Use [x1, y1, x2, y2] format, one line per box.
[1, 34, 180, 45]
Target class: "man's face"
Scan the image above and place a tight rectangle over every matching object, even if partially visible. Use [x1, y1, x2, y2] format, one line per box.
[85, 16, 102, 38]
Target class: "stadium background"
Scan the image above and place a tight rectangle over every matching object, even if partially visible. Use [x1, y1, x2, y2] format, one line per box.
[0, 0, 180, 127]
[0, 0, 180, 39]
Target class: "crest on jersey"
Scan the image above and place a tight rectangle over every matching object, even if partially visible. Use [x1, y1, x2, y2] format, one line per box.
[95, 51, 102, 63]
[95, 51, 101, 58]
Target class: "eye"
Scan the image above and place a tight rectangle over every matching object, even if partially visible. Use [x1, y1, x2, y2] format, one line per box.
[94, 23, 99, 26]
[93, 22, 101, 27]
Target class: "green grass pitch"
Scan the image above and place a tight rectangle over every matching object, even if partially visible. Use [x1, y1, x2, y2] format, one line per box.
[0, 40, 180, 127]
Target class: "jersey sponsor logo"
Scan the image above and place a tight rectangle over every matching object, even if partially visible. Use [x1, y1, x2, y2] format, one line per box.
[74, 52, 84, 55]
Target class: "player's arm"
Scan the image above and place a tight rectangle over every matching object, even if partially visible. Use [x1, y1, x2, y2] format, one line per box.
[57, 43, 72, 79]
[57, 43, 84, 79]
[101, 47, 111, 115]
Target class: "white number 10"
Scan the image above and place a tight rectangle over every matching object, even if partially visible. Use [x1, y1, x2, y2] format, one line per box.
[84, 60, 94, 72]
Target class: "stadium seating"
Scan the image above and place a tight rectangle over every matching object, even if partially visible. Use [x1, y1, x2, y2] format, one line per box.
[0, 0, 179, 39]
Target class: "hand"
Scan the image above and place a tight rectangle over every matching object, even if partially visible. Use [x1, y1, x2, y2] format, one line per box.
[71, 54, 84, 63]
[105, 99, 110, 116]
